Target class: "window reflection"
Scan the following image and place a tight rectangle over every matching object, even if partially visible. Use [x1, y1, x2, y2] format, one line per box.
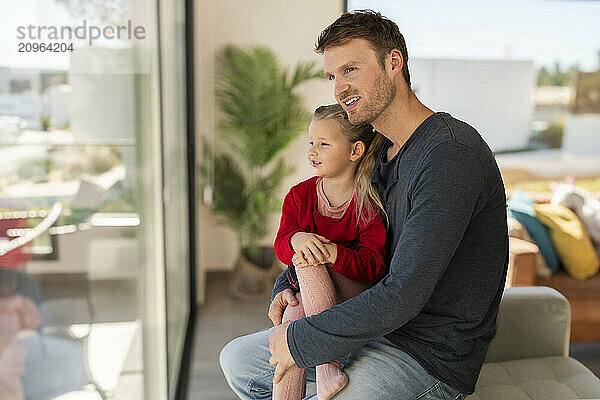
[1, 0, 189, 399]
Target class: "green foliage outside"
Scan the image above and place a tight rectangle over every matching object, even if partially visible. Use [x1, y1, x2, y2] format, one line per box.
[18, 159, 54, 182]
[537, 62, 580, 87]
[200, 45, 323, 267]
[87, 145, 123, 174]
[40, 115, 51, 131]
[98, 185, 134, 212]
[61, 207, 96, 226]
[531, 119, 564, 148]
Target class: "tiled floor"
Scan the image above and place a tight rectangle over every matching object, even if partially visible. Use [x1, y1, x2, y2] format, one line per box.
[187, 273, 600, 400]
[571, 341, 600, 377]
[187, 272, 272, 400]
[29, 273, 143, 399]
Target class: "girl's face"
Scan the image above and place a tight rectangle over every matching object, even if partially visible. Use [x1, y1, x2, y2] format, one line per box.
[307, 119, 357, 179]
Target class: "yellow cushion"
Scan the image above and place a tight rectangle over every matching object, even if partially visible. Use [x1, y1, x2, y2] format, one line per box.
[534, 204, 600, 279]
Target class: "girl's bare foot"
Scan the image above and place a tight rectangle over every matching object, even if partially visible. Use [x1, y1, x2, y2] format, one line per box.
[316, 360, 348, 400]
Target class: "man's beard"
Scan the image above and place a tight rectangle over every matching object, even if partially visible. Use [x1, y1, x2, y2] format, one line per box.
[347, 73, 396, 125]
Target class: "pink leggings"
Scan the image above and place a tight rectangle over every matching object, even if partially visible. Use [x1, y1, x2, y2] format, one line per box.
[273, 265, 371, 400]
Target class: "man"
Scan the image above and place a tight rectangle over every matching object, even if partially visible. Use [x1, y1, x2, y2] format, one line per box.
[221, 10, 508, 400]
[0, 295, 40, 400]
[0, 272, 88, 399]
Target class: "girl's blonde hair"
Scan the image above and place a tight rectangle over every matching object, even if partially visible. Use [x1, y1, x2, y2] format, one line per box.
[313, 104, 387, 227]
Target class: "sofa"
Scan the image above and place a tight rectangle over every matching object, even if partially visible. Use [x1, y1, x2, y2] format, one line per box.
[467, 286, 600, 400]
[508, 236, 600, 342]
[506, 186, 600, 342]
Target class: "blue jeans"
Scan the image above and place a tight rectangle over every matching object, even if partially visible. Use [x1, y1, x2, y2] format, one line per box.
[220, 327, 465, 400]
[22, 333, 88, 400]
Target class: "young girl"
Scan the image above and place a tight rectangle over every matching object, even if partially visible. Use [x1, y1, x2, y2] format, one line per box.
[272, 104, 387, 400]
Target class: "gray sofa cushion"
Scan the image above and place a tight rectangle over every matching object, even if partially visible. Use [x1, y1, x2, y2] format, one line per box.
[467, 356, 600, 400]
[484, 286, 570, 364]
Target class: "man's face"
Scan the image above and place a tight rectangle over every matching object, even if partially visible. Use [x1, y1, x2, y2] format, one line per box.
[323, 38, 396, 125]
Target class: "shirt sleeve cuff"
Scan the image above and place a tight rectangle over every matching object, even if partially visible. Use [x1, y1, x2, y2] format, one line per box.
[329, 243, 347, 272]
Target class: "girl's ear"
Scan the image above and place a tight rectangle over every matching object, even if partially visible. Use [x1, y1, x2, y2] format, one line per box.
[350, 141, 366, 161]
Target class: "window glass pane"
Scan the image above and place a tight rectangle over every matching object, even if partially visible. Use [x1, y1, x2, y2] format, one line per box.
[0, 0, 189, 399]
[157, 0, 190, 395]
[348, 0, 600, 181]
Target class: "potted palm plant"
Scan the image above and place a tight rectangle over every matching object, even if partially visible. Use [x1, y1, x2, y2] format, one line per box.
[201, 45, 323, 297]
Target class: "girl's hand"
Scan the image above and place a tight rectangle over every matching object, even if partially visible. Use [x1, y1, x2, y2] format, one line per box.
[293, 243, 338, 269]
[290, 232, 331, 266]
[292, 252, 309, 268]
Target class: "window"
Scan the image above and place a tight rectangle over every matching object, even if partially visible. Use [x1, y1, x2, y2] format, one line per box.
[348, 0, 600, 191]
[0, 1, 192, 399]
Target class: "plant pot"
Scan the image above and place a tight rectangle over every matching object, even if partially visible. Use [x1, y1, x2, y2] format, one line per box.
[229, 247, 284, 301]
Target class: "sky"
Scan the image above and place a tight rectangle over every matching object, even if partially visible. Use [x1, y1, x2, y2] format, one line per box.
[0, 0, 134, 71]
[1, 0, 599, 72]
[349, 0, 600, 71]
[1, 0, 75, 70]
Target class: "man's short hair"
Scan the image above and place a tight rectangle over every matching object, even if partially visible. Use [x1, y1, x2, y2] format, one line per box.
[315, 10, 411, 87]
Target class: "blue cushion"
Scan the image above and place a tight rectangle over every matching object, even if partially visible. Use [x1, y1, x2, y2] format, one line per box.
[508, 190, 560, 274]
[507, 190, 535, 215]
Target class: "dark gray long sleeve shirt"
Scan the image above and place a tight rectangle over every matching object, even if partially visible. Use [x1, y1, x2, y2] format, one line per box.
[277, 112, 508, 394]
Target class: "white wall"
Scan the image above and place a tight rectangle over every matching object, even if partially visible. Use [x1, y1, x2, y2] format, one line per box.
[410, 58, 535, 152]
[69, 48, 137, 141]
[47, 84, 71, 128]
[563, 114, 600, 156]
[194, 0, 343, 300]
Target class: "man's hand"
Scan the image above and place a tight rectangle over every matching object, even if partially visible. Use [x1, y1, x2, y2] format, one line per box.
[0, 295, 40, 355]
[268, 289, 299, 326]
[268, 321, 295, 384]
[0, 295, 40, 331]
[290, 232, 331, 266]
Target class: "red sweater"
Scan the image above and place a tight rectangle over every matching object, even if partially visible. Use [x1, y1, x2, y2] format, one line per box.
[274, 177, 386, 283]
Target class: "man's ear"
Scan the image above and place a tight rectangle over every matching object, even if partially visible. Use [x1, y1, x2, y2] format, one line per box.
[388, 49, 404, 79]
[350, 141, 366, 161]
